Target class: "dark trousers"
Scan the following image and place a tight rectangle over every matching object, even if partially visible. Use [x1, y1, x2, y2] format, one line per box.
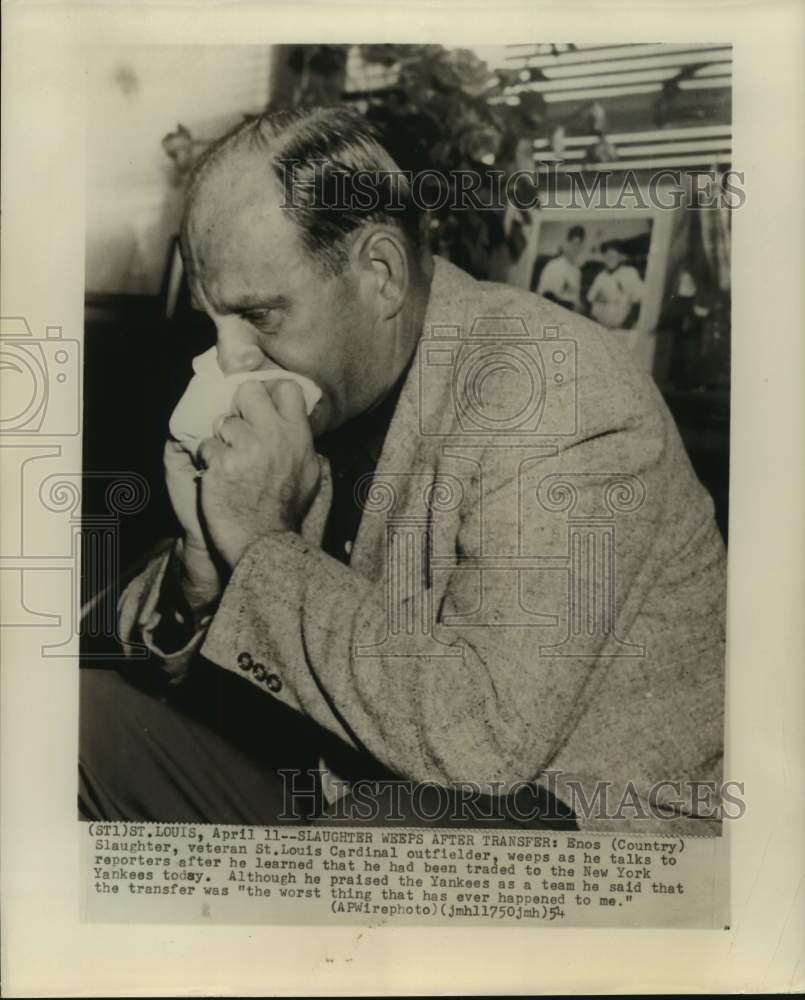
[79, 661, 576, 830]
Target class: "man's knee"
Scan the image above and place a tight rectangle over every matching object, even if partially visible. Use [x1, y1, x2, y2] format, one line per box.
[79, 667, 177, 820]
[79, 664, 307, 824]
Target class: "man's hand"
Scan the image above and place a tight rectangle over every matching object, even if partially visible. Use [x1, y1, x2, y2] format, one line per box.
[163, 439, 222, 612]
[196, 379, 322, 570]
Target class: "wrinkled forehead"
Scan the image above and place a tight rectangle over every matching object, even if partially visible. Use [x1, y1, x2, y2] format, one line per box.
[180, 155, 305, 305]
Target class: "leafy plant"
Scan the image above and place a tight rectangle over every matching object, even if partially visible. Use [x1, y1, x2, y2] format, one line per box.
[353, 45, 546, 276]
[279, 44, 549, 277]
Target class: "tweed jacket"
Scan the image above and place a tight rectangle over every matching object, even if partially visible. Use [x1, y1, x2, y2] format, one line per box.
[120, 256, 727, 831]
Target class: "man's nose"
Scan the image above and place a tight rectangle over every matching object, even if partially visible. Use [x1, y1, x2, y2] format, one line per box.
[215, 320, 268, 375]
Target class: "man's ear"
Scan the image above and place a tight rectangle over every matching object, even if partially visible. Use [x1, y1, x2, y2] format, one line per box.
[351, 226, 409, 320]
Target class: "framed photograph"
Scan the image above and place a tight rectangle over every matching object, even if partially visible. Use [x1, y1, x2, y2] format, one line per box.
[532, 216, 654, 329]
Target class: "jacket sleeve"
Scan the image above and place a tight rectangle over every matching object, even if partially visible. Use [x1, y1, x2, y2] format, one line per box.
[117, 543, 210, 681]
[115, 456, 333, 681]
[198, 386, 715, 792]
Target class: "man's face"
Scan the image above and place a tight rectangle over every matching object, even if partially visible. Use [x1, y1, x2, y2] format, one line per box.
[564, 236, 583, 264]
[181, 157, 391, 436]
[603, 247, 621, 271]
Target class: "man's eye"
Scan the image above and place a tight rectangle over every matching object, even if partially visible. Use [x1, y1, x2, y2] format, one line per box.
[244, 309, 280, 330]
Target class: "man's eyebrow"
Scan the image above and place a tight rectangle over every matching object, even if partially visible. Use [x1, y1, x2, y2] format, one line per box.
[224, 294, 291, 313]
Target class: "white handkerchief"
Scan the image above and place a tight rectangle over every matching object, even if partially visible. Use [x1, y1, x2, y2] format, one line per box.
[169, 346, 322, 456]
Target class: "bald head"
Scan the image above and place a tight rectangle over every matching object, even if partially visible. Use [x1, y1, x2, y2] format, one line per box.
[181, 149, 304, 313]
[181, 104, 426, 279]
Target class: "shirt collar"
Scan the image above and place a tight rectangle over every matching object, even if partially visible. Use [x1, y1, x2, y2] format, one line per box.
[316, 350, 413, 470]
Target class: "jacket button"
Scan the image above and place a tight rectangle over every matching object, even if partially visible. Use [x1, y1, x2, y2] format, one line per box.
[253, 662, 267, 683]
[237, 652, 253, 670]
[265, 673, 282, 693]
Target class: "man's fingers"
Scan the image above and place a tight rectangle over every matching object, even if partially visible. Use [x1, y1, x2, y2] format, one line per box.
[197, 435, 228, 469]
[213, 414, 252, 449]
[232, 380, 279, 430]
[266, 378, 308, 424]
[164, 438, 196, 472]
[232, 378, 310, 429]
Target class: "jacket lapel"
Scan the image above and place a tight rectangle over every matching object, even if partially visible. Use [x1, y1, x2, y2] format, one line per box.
[347, 256, 479, 582]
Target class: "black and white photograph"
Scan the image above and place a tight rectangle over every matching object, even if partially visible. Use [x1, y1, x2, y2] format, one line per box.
[531, 218, 653, 330]
[78, 41, 732, 838]
[2, 3, 804, 993]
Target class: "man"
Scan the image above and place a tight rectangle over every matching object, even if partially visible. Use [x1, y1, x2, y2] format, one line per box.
[80, 106, 726, 832]
[535, 224, 585, 311]
[587, 239, 645, 329]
